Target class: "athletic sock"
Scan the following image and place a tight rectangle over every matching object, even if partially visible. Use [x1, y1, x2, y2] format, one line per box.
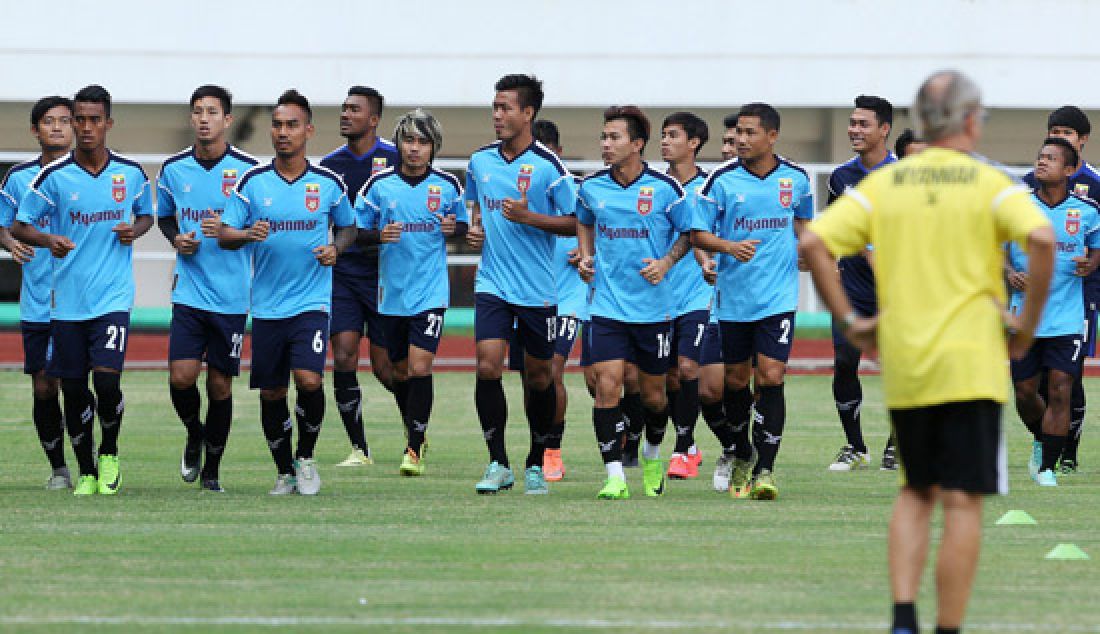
[835, 399, 866, 454]
[754, 384, 786, 473]
[594, 406, 625, 465]
[934, 627, 959, 634]
[333, 371, 368, 452]
[33, 395, 66, 469]
[671, 379, 699, 454]
[701, 400, 737, 453]
[260, 397, 294, 475]
[546, 418, 565, 450]
[294, 386, 325, 460]
[525, 382, 556, 468]
[621, 391, 645, 453]
[1065, 377, 1086, 461]
[643, 404, 669, 450]
[892, 602, 918, 634]
[833, 352, 866, 453]
[93, 371, 124, 456]
[201, 396, 232, 480]
[169, 383, 203, 441]
[393, 378, 410, 425]
[475, 377, 509, 467]
[1041, 433, 1066, 472]
[405, 375, 433, 454]
[723, 386, 754, 460]
[61, 378, 97, 477]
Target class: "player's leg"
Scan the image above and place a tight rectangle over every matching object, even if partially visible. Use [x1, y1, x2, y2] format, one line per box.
[590, 317, 631, 499]
[23, 321, 67, 488]
[1037, 337, 1078, 485]
[544, 316, 579, 482]
[167, 305, 207, 483]
[88, 312, 129, 496]
[198, 312, 246, 492]
[668, 311, 707, 479]
[50, 319, 98, 494]
[719, 320, 757, 485]
[399, 309, 446, 476]
[473, 293, 515, 493]
[330, 272, 371, 465]
[830, 324, 870, 471]
[630, 321, 673, 497]
[1010, 341, 1045, 480]
[746, 312, 796, 500]
[252, 317, 296, 494]
[1062, 308, 1093, 471]
[516, 304, 557, 495]
[621, 362, 645, 467]
[368, 308, 402, 419]
[699, 322, 739, 491]
[288, 313, 330, 496]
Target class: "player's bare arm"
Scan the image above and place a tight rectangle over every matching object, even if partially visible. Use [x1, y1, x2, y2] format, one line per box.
[11, 220, 74, 258]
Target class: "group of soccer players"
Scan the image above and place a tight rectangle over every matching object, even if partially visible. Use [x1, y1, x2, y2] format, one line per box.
[1, 74, 1096, 499]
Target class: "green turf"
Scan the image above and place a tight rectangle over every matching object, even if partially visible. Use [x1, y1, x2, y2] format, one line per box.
[0, 371, 1097, 633]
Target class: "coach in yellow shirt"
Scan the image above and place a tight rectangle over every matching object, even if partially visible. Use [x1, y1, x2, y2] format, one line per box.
[801, 70, 1055, 634]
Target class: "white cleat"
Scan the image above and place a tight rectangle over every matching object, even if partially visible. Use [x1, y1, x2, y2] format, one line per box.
[295, 458, 321, 496]
[269, 474, 298, 496]
[828, 444, 871, 472]
[46, 467, 72, 490]
[336, 447, 373, 467]
[713, 452, 734, 492]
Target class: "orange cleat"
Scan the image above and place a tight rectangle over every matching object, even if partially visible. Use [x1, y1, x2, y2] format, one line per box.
[667, 453, 692, 479]
[543, 448, 565, 482]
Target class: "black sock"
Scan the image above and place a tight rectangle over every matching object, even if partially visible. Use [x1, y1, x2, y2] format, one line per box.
[594, 406, 625, 464]
[621, 391, 645, 454]
[475, 377, 509, 467]
[405, 375, 433, 454]
[333, 371, 368, 452]
[93, 371, 123, 457]
[833, 345, 866, 453]
[723, 386, 754, 460]
[294, 386, 325, 460]
[886, 432, 896, 451]
[169, 383, 203, 441]
[61, 378, 97, 476]
[643, 404, 669, 447]
[201, 396, 232, 480]
[260, 397, 295, 475]
[545, 418, 565, 450]
[672, 379, 700, 453]
[666, 388, 679, 425]
[754, 384, 786, 473]
[525, 382, 556, 468]
[701, 400, 737, 453]
[1065, 376, 1085, 461]
[934, 628, 959, 634]
[393, 378, 410, 424]
[33, 395, 66, 469]
[1041, 433, 1066, 472]
[892, 602, 918, 633]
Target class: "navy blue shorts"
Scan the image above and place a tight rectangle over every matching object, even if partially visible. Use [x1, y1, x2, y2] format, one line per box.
[381, 309, 446, 362]
[1010, 335, 1083, 381]
[699, 322, 723, 366]
[330, 271, 386, 345]
[1085, 306, 1098, 357]
[579, 320, 593, 367]
[509, 314, 580, 372]
[169, 304, 247, 376]
[250, 311, 330, 389]
[672, 309, 709, 365]
[21, 321, 51, 375]
[587, 316, 672, 376]
[47, 312, 130, 379]
[476, 292, 556, 361]
[720, 311, 796, 365]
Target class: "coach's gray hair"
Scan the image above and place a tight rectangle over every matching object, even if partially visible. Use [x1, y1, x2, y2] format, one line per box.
[914, 70, 982, 141]
[393, 108, 443, 158]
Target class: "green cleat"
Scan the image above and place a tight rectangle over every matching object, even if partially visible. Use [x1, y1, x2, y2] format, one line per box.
[475, 461, 514, 494]
[1058, 458, 1078, 475]
[1028, 440, 1042, 481]
[641, 456, 666, 497]
[730, 447, 758, 499]
[749, 469, 779, 500]
[97, 455, 121, 495]
[524, 465, 549, 495]
[1036, 469, 1058, 487]
[73, 474, 98, 496]
[597, 475, 630, 499]
[399, 448, 425, 477]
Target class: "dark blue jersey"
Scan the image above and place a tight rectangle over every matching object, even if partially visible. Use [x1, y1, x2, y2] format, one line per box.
[826, 153, 896, 309]
[321, 138, 400, 279]
[1023, 162, 1100, 304]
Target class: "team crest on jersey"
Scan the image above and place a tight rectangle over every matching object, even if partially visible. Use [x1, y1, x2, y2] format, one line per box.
[778, 178, 793, 208]
[517, 164, 534, 194]
[111, 174, 126, 203]
[372, 157, 389, 175]
[1075, 183, 1091, 198]
[637, 186, 655, 215]
[222, 169, 238, 197]
[1066, 208, 1081, 236]
[427, 185, 442, 212]
[304, 183, 320, 212]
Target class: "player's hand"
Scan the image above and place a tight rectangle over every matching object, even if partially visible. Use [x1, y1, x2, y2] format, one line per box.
[578, 255, 595, 283]
[173, 231, 200, 255]
[313, 244, 338, 266]
[113, 222, 137, 245]
[640, 256, 671, 285]
[380, 221, 403, 243]
[702, 258, 718, 285]
[844, 315, 878, 353]
[501, 193, 532, 225]
[434, 213, 457, 237]
[567, 247, 581, 268]
[728, 239, 761, 262]
[1007, 270, 1028, 290]
[46, 235, 75, 258]
[466, 223, 485, 250]
[246, 220, 270, 242]
[200, 212, 222, 238]
[1072, 256, 1096, 277]
[1002, 310, 1034, 361]
[8, 240, 35, 264]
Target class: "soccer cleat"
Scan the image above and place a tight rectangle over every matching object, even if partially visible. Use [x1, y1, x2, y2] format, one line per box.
[1058, 458, 1078, 475]
[269, 474, 297, 495]
[1028, 440, 1042, 481]
[713, 452, 734, 492]
[295, 458, 321, 495]
[597, 475, 630, 499]
[336, 447, 373, 467]
[729, 447, 758, 498]
[73, 474, 98, 496]
[524, 465, 549, 495]
[475, 461, 514, 494]
[687, 448, 703, 469]
[97, 455, 121, 495]
[667, 453, 694, 479]
[543, 448, 564, 482]
[46, 466, 72, 490]
[828, 444, 871, 471]
[880, 445, 898, 471]
[1036, 469, 1058, 487]
[181, 435, 202, 483]
[641, 456, 666, 497]
[399, 448, 425, 477]
[201, 479, 225, 493]
[749, 469, 779, 500]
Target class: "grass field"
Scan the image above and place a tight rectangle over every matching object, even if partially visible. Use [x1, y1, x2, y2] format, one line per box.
[1, 370, 1098, 633]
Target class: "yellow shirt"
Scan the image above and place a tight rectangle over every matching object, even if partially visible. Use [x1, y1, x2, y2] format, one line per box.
[811, 147, 1049, 409]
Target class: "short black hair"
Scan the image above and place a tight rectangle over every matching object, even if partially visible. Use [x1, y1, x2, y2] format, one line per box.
[854, 95, 893, 126]
[662, 111, 709, 156]
[494, 74, 544, 117]
[74, 84, 111, 118]
[1048, 105, 1091, 136]
[604, 105, 650, 149]
[1043, 135, 1080, 168]
[276, 89, 312, 122]
[30, 96, 73, 127]
[347, 85, 384, 116]
[722, 113, 738, 130]
[532, 119, 560, 148]
[190, 85, 232, 114]
[733, 102, 780, 132]
[895, 128, 922, 157]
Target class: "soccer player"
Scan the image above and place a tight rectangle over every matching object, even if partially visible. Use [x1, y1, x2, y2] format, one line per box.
[156, 85, 258, 492]
[825, 95, 897, 472]
[12, 84, 154, 496]
[691, 102, 813, 500]
[802, 69, 1053, 634]
[659, 111, 712, 480]
[0, 96, 73, 489]
[218, 90, 357, 496]
[356, 108, 467, 476]
[894, 129, 927, 158]
[464, 74, 577, 495]
[577, 105, 690, 500]
[720, 114, 737, 161]
[1009, 137, 1100, 487]
[321, 86, 400, 468]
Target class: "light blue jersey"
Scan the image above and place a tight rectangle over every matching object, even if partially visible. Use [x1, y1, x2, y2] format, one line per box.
[356, 167, 466, 316]
[694, 156, 813, 322]
[665, 170, 712, 316]
[157, 146, 258, 315]
[577, 165, 688, 323]
[17, 151, 153, 321]
[465, 140, 576, 307]
[555, 175, 589, 320]
[1, 160, 52, 323]
[1008, 192, 1100, 337]
[222, 161, 355, 320]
